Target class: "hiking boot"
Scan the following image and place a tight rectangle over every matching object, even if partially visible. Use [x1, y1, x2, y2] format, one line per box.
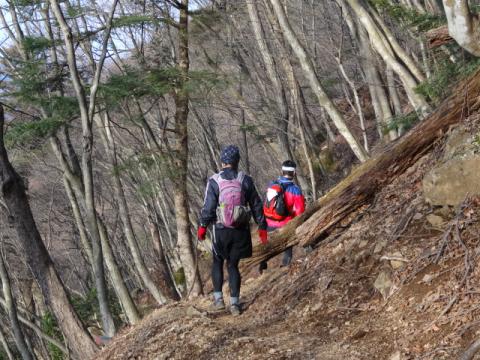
[210, 298, 226, 311]
[230, 304, 241, 316]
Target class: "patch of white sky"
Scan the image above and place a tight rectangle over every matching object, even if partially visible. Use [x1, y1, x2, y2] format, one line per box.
[0, 0, 206, 60]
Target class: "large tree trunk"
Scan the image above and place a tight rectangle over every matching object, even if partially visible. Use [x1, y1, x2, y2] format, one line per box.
[0, 252, 33, 360]
[268, 0, 369, 163]
[443, 0, 480, 56]
[173, 0, 203, 297]
[0, 105, 97, 359]
[242, 68, 480, 269]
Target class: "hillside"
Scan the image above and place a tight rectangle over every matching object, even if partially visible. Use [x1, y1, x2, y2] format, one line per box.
[3, 1, 480, 359]
[96, 99, 480, 359]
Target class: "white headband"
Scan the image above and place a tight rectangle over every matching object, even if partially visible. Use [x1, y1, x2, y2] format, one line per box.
[282, 166, 296, 172]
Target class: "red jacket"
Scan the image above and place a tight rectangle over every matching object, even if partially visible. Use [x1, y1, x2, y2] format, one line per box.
[266, 177, 305, 229]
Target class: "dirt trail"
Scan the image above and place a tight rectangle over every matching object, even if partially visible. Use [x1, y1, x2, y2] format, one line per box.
[98, 124, 480, 360]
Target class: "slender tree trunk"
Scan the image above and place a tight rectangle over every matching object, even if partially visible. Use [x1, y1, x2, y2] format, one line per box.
[145, 210, 180, 300]
[0, 105, 97, 359]
[97, 220, 141, 323]
[0, 296, 68, 354]
[246, 0, 294, 161]
[337, 60, 370, 150]
[0, 325, 14, 360]
[97, 113, 168, 304]
[369, 5, 425, 83]
[268, 0, 368, 162]
[50, 137, 140, 325]
[0, 251, 33, 360]
[239, 81, 251, 174]
[63, 176, 93, 264]
[386, 65, 405, 135]
[343, 0, 430, 116]
[339, 0, 394, 140]
[173, 0, 203, 297]
[49, 0, 116, 336]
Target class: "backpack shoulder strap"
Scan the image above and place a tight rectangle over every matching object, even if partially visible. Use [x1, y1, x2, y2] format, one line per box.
[274, 180, 289, 193]
[211, 172, 223, 185]
[236, 171, 245, 184]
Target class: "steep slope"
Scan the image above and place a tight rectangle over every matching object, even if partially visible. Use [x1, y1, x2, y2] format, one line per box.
[97, 114, 480, 359]
[96, 72, 480, 359]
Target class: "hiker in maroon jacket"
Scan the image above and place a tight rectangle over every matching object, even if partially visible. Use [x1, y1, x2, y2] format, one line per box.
[197, 145, 267, 315]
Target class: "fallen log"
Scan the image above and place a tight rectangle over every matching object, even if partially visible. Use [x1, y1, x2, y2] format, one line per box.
[242, 69, 480, 270]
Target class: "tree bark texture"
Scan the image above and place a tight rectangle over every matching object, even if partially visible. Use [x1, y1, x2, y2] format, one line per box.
[173, 0, 203, 297]
[0, 252, 33, 360]
[443, 0, 480, 56]
[0, 325, 14, 360]
[0, 105, 97, 359]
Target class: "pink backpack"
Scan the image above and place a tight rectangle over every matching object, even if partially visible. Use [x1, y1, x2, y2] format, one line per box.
[212, 171, 251, 228]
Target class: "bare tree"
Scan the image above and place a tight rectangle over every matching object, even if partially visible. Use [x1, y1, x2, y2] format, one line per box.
[267, 0, 369, 163]
[49, 0, 119, 336]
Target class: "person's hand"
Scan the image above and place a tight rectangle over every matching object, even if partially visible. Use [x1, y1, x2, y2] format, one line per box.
[258, 229, 268, 245]
[197, 226, 207, 241]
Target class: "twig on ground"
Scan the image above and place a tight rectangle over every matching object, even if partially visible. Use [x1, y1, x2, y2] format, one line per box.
[389, 208, 416, 243]
[434, 225, 453, 264]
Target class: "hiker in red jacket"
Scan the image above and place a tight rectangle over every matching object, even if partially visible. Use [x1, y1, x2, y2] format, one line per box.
[260, 160, 305, 273]
[197, 145, 267, 316]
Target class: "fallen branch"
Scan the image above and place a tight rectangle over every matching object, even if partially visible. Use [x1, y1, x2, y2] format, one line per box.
[379, 256, 409, 263]
[460, 338, 480, 360]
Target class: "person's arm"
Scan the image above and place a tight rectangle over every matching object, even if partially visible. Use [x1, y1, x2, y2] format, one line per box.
[291, 185, 306, 217]
[245, 176, 267, 230]
[199, 178, 219, 227]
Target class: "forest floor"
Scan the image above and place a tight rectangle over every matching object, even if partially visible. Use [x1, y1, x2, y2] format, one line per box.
[96, 123, 480, 360]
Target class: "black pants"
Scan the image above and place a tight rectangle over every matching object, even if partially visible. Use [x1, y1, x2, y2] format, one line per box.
[212, 253, 241, 297]
[259, 226, 292, 272]
[212, 226, 251, 298]
[259, 246, 293, 272]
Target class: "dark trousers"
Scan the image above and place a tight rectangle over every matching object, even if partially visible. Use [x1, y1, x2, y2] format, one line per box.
[211, 226, 250, 298]
[259, 226, 292, 271]
[212, 253, 241, 297]
[259, 246, 293, 272]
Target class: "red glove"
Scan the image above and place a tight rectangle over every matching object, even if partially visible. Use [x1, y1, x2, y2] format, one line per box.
[197, 226, 207, 241]
[258, 229, 268, 245]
